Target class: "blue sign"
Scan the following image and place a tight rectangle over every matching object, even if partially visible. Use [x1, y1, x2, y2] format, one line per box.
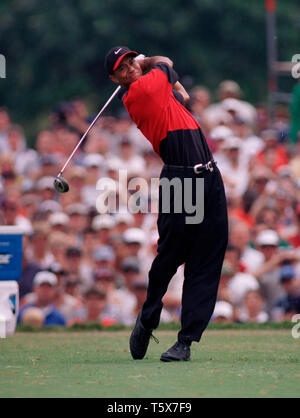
[0, 229, 23, 281]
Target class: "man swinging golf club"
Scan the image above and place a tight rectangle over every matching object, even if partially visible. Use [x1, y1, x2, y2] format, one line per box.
[105, 46, 228, 362]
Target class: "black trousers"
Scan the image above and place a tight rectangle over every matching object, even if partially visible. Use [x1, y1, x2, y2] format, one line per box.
[141, 164, 228, 342]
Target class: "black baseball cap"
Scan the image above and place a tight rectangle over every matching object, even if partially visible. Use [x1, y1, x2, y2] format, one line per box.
[105, 46, 138, 75]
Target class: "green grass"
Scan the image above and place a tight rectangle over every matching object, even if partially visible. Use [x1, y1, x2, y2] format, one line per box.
[0, 329, 299, 398]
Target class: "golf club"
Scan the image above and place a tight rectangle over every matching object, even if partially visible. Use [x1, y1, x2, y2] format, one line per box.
[54, 85, 121, 193]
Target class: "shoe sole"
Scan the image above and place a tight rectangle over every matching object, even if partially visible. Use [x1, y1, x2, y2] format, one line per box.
[160, 355, 190, 362]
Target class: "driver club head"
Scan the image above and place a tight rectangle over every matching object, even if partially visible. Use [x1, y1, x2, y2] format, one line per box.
[54, 176, 69, 193]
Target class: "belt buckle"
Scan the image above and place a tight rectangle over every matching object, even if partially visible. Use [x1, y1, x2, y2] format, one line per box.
[194, 163, 204, 174]
[206, 161, 214, 172]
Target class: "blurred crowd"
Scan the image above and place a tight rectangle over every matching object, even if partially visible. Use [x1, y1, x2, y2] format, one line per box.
[0, 77, 300, 328]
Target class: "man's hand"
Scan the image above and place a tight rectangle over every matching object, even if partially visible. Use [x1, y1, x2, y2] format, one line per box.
[136, 56, 174, 73]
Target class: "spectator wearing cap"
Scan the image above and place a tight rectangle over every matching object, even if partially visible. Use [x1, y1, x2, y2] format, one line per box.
[48, 212, 70, 233]
[37, 176, 56, 201]
[228, 271, 260, 308]
[117, 136, 146, 176]
[64, 246, 93, 291]
[122, 228, 146, 259]
[65, 203, 88, 235]
[65, 166, 86, 202]
[18, 271, 66, 326]
[209, 125, 233, 167]
[21, 194, 41, 221]
[218, 136, 249, 197]
[94, 267, 136, 325]
[272, 265, 300, 321]
[81, 153, 104, 207]
[211, 301, 235, 323]
[252, 229, 294, 315]
[237, 290, 268, 323]
[255, 128, 288, 174]
[230, 116, 264, 161]
[38, 199, 62, 216]
[85, 130, 112, 159]
[29, 227, 55, 269]
[93, 245, 116, 271]
[120, 257, 142, 287]
[81, 228, 98, 265]
[92, 214, 116, 245]
[69, 286, 118, 326]
[38, 154, 59, 177]
[49, 264, 83, 321]
[48, 231, 75, 268]
[114, 211, 134, 234]
[65, 275, 82, 299]
[204, 80, 256, 127]
[20, 263, 80, 322]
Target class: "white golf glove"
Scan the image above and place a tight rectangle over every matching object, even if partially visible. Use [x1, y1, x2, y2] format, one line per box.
[135, 54, 146, 62]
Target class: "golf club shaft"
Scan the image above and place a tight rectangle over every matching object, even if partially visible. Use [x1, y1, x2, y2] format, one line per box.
[58, 85, 121, 177]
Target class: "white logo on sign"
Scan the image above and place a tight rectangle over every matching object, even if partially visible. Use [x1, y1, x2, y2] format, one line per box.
[0, 254, 12, 264]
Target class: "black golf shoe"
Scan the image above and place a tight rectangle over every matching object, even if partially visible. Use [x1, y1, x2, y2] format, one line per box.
[129, 312, 159, 360]
[160, 341, 191, 362]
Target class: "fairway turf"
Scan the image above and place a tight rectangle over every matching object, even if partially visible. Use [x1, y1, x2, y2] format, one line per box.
[0, 330, 299, 398]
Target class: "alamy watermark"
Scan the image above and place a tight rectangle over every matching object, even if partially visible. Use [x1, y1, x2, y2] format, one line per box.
[0, 54, 6, 78]
[291, 314, 300, 339]
[291, 54, 300, 79]
[95, 170, 204, 225]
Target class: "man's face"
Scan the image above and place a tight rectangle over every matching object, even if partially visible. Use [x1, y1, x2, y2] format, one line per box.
[110, 55, 142, 87]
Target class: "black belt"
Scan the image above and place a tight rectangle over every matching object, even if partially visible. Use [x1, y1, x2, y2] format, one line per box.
[163, 160, 217, 174]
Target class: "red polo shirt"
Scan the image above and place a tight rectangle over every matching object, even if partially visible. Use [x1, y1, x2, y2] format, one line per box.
[121, 63, 212, 165]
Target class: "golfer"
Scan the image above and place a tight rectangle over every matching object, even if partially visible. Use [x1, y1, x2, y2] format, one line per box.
[105, 46, 228, 362]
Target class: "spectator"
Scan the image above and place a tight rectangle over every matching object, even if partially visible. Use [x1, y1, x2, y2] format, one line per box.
[211, 301, 235, 323]
[64, 246, 93, 291]
[272, 265, 300, 321]
[18, 271, 66, 326]
[69, 286, 118, 326]
[252, 229, 294, 315]
[229, 221, 264, 273]
[94, 267, 136, 325]
[237, 290, 269, 323]
[1, 79, 299, 326]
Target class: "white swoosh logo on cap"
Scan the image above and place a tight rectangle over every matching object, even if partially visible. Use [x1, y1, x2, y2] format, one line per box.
[114, 48, 122, 54]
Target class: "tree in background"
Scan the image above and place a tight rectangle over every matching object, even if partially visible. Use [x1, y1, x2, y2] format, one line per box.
[0, 0, 298, 146]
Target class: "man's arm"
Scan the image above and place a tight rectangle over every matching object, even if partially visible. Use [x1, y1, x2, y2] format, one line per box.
[138, 56, 174, 72]
[137, 56, 189, 104]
